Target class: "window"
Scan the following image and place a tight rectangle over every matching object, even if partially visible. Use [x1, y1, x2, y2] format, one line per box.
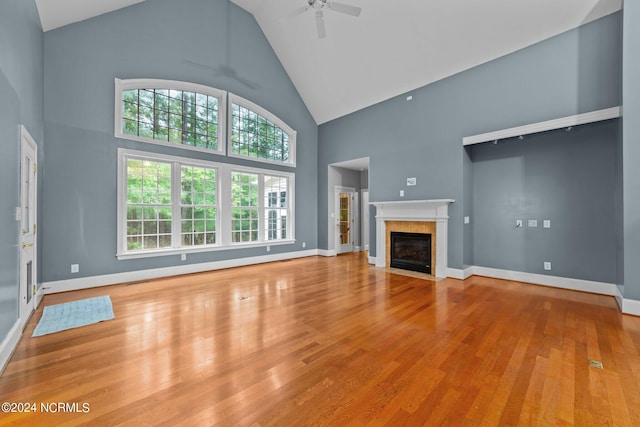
[180, 166, 217, 247]
[228, 93, 296, 166]
[115, 79, 226, 155]
[231, 172, 259, 243]
[115, 80, 297, 167]
[117, 149, 294, 259]
[125, 159, 173, 251]
[265, 176, 288, 241]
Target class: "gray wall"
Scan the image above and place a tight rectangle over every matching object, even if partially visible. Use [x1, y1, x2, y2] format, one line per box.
[318, 12, 622, 272]
[0, 0, 43, 341]
[41, 0, 318, 283]
[470, 120, 618, 282]
[622, 4, 640, 299]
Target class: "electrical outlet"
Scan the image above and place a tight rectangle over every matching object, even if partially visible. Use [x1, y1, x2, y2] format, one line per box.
[464, 216, 470, 224]
[71, 264, 79, 273]
[181, 253, 186, 261]
[302, 242, 306, 248]
[266, 245, 270, 252]
[544, 262, 551, 271]
[400, 190, 405, 197]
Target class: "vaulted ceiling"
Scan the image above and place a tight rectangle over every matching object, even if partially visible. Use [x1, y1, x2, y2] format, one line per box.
[35, 0, 622, 124]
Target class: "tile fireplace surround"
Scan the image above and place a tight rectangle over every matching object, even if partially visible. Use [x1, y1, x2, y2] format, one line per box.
[370, 199, 454, 278]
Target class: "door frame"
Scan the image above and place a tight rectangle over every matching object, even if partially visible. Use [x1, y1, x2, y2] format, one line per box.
[361, 189, 369, 252]
[19, 125, 38, 329]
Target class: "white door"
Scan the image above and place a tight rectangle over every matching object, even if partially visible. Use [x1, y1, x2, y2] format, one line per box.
[361, 190, 369, 252]
[19, 126, 38, 327]
[335, 188, 356, 254]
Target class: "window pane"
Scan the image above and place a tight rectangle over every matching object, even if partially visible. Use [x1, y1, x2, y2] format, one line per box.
[125, 158, 172, 252]
[180, 165, 217, 247]
[120, 84, 221, 152]
[230, 102, 293, 164]
[264, 175, 288, 241]
[231, 172, 260, 243]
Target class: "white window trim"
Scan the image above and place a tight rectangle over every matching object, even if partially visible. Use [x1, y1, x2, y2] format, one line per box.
[227, 93, 297, 167]
[115, 78, 228, 156]
[117, 148, 295, 260]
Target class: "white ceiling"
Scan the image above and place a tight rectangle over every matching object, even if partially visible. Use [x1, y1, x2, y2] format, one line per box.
[35, 0, 622, 124]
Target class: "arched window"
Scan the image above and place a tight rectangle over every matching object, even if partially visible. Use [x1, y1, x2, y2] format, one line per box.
[115, 79, 227, 154]
[228, 93, 296, 166]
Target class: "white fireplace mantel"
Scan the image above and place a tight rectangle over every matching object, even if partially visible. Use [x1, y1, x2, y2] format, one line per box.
[370, 199, 454, 278]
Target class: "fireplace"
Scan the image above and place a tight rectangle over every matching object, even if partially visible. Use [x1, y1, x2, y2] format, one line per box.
[390, 232, 432, 274]
[370, 199, 454, 278]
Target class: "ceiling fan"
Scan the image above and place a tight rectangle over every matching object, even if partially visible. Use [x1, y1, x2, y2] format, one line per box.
[292, 0, 362, 39]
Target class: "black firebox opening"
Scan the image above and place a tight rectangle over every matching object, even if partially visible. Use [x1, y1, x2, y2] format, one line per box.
[390, 232, 432, 274]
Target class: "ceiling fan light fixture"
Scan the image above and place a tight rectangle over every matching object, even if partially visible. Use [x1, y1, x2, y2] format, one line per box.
[295, 0, 362, 39]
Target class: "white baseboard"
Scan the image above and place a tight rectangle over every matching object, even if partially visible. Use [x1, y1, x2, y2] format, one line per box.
[614, 285, 624, 310]
[35, 288, 44, 308]
[471, 266, 617, 296]
[318, 249, 337, 257]
[620, 298, 640, 316]
[447, 267, 474, 280]
[368, 256, 377, 265]
[42, 249, 319, 295]
[0, 319, 21, 375]
[614, 286, 640, 316]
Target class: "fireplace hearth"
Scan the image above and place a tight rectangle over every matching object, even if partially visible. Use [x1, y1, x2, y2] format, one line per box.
[390, 232, 432, 274]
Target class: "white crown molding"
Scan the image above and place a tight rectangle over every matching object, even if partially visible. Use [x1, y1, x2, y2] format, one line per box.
[463, 106, 621, 146]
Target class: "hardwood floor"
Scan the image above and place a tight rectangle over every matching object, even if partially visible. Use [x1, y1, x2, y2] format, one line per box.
[1, 253, 640, 426]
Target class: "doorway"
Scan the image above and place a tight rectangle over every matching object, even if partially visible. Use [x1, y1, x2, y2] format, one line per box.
[19, 126, 38, 328]
[335, 187, 357, 254]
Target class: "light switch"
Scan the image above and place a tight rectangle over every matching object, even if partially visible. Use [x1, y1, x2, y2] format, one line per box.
[528, 220, 538, 228]
[543, 220, 551, 228]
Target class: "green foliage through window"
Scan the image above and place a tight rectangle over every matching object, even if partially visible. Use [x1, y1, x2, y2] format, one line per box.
[231, 172, 259, 243]
[120, 149, 293, 257]
[181, 166, 217, 246]
[122, 88, 219, 151]
[126, 159, 172, 251]
[231, 103, 290, 163]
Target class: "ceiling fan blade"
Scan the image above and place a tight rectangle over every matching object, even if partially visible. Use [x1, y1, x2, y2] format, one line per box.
[290, 5, 309, 19]
[327, 1, 361, 17]
[315, 10, 326, 39]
